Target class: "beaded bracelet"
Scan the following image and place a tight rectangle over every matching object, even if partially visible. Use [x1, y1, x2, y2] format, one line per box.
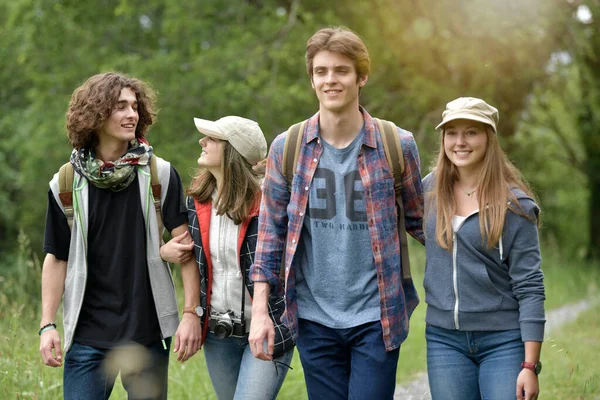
[38, 322, 57, 336]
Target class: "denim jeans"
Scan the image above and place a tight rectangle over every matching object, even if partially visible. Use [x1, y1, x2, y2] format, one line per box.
[202, 331, 294, 400]
[63, 339, 170, 400]
[426, 325, 525, 400]
[296, 318, 400, 400]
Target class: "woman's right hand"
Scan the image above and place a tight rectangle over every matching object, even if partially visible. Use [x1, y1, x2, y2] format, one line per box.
[160, 231, 194, 264]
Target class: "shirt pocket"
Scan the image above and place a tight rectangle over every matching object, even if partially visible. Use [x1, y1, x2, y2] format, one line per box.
[459, 263, 504, 312]
[423, 256, 454, 311]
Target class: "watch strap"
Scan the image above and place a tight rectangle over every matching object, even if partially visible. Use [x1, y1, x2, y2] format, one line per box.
[521, 361, 541, 375]
[182, 306, 201, 317]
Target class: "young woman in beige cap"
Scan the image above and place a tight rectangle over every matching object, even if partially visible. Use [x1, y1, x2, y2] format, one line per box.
[161, 116, 294, 399]
[422, 97, 545, 400]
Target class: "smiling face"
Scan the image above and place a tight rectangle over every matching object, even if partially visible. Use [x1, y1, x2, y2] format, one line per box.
[197, 136, 224, 173]
[98, 87, 139, 145]
[311, 50, 368, 114]
[443, 119, 489, 174]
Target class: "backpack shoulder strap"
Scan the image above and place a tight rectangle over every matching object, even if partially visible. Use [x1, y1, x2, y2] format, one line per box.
[56, 158, 164, 238]
[375, 118, 412, 280]
[149, 155, 164, 242]
[58, 162, 75, 230]
[279, 120, 307, 280]
[377, 118, 404, 177]
[282, 120, 307, 191]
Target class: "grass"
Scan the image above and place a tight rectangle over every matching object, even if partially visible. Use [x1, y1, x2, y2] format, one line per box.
[540, 302, 600, 399]
[0, 235, 599, 399]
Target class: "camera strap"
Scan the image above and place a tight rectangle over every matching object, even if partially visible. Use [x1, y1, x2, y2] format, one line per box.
[240, 268, 246, 326]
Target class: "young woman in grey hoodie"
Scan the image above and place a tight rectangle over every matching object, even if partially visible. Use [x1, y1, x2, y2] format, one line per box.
[422, 97, 545, 400]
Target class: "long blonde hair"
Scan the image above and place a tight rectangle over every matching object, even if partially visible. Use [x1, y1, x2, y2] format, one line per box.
[427, 126, 538, 250]
[187, 141, 261, 225]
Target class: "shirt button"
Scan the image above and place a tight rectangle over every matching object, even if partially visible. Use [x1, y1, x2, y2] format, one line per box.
[292, 239, 296, 244]
[305, 186, 309, 191]
[299, 212, 304, 216]
[313, 158, 317, 162]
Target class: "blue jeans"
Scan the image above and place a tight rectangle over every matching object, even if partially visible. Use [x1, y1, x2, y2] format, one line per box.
[63, 339, 170, 400]
[426, 325, 525, 400]
[296, 318, 400, 400]
[202, 331, 294, 400]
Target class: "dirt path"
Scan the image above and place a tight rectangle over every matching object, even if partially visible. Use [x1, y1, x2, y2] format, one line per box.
[393, 297, 598, 399]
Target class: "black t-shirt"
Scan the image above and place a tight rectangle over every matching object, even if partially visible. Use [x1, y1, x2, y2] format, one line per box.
[43, 166, 187, 349]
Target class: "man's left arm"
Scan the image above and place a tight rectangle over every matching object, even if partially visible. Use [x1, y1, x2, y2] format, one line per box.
[398, 129, 425, 244]
[161, 166, 201, 362]
[171, 223, 201, 362]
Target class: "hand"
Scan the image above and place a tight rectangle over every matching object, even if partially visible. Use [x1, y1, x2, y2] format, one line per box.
[39, 329, 63, 367]
[517, 368, 539, 400]
[248, 311, 275, 361]
[252, 158, 267, 176]
[173, 313, 201, 362]
[160, 231, 194, 264]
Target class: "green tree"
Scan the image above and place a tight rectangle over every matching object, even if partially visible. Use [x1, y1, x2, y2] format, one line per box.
[515, 64, 588, 257]
[0, 0, 588, 261]
[574, 0, 600, 259]
[514, 0, 600, 259]
[1, 0, 319, 254]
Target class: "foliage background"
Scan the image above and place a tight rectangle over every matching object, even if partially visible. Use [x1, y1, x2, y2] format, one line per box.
[1, 0, 598, 259]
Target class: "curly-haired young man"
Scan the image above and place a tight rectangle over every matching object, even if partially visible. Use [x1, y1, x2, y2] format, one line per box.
[248, 27, 425, 399]
[39, 72, 201, 400]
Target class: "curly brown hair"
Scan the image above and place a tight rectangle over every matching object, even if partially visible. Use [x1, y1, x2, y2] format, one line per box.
[66, 72, 157, 149]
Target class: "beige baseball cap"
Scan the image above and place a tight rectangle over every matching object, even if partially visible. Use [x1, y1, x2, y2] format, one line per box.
[436, 97, 499, 133]
[193, 116, 268, 165]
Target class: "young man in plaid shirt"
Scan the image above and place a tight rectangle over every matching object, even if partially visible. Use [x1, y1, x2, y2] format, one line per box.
[249, 27, 424, 399]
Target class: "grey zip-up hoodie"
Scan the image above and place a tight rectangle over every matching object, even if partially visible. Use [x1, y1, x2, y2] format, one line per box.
[49, 156, 179, 351]
[423, 172, 545, 342]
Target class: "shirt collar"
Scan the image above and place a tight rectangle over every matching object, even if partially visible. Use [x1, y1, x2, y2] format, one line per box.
[304, 106, 378, 149]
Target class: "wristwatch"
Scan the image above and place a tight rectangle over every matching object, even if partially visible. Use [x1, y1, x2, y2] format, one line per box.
[182, 305, 203, 318]
[521, 361, 542, 375]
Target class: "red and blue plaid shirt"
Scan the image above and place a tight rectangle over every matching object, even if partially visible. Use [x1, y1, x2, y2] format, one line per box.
[250, 108, 424, 351]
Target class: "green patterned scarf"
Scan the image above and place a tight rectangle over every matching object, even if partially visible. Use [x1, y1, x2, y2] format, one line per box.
[70, 138, 153, 192]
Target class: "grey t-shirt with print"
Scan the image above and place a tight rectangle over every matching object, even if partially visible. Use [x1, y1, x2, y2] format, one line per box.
[295, 126, 380, 328]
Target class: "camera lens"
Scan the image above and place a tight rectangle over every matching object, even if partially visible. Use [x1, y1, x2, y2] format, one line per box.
[213, 321, 233, 339]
